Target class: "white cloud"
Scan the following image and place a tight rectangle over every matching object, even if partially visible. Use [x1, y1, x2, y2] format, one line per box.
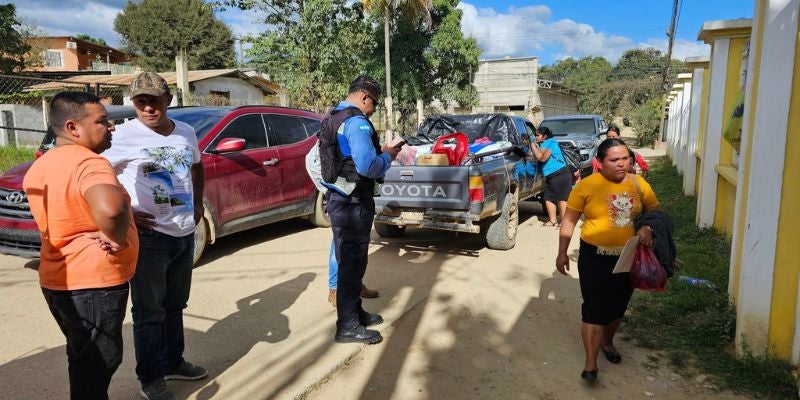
[458, 2, 708, 63]
[12, 1, 122, 47]
[640, 38, 710, 62]
[10, 0, 267, 60]
[217, 7, 265, 39]
[458, 3, 552, 58]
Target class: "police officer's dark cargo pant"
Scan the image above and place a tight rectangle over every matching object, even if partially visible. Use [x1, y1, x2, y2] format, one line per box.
[327, 191, 375, 330]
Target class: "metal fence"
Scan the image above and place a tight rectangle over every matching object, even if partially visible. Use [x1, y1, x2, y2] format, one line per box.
[0, 74, 125, 147]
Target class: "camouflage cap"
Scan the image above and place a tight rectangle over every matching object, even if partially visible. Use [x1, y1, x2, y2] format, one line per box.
[130, 72, 170, 97]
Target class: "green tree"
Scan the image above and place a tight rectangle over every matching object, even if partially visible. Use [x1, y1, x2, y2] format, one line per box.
[631, 97, 663, 146]
[114, 0, 235, 71]
[75, 34, 108, 47]
[539, 56, 612, 113]
[368, 0, 478, 132]
[426, 0, 479, 108]
[0, 4, 31, 74]
[610, 48, 666, 81]
[241, 0, 375, 111]
[363, 0, 432, 135]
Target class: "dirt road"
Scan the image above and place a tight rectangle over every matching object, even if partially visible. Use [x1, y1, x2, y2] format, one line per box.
[0, 200, 746, 400]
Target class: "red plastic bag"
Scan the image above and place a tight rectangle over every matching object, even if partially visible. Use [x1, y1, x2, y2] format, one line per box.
[629, 245, 667, 291]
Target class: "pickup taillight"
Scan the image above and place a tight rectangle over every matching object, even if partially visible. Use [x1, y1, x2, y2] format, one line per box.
[468, 176, 484, 202]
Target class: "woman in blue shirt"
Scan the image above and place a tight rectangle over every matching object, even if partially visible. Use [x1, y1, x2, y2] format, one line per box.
[530, 126, 572, 226]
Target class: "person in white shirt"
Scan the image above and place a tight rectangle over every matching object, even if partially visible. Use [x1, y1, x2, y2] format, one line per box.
[102, 72, 206, 400]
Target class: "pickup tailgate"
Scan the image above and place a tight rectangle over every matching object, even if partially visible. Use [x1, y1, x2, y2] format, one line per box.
[376, 166, 470, 210]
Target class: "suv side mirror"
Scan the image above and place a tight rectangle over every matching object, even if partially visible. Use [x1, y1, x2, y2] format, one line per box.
[214, 138, 246, 153]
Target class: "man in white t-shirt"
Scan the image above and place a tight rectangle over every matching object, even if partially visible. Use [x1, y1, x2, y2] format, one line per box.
[103, 72, 206, 400]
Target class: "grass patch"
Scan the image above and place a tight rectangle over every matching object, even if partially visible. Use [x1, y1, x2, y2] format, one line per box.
[623, 159, 798, 400]
[0, 146, 36, 174]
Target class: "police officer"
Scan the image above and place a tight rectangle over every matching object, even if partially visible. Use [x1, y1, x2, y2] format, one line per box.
[319, 76, 400, 344]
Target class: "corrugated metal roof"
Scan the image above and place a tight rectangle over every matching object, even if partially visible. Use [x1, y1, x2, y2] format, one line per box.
[25, 69, 277, 95]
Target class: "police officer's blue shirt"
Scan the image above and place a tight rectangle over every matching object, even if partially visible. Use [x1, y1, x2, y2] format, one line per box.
[540, 138, 567, 176]
[334, 101, 391, 178]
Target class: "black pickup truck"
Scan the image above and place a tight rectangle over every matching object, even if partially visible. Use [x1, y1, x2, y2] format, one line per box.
[374, 113, 543, 250]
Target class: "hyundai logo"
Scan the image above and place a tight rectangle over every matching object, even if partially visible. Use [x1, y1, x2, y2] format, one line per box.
[6, 191, 25, 204]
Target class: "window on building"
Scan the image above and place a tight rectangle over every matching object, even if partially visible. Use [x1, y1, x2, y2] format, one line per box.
[44, 50, 63, 68]
[509, 105, 525, 111]
[209, 90, 230, 99]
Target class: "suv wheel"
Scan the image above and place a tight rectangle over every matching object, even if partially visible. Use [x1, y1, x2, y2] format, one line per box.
[193, 217, 208, 266]
[309, 190, 331, 228]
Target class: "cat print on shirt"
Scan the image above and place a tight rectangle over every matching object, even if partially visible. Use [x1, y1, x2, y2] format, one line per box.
[608, 192, 635, 227]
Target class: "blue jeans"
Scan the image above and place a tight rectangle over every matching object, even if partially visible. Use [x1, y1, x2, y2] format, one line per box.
[327, 192, 374, 330]
[328, 239, 338, 289]
[131, 229, 194, 384]
[42, 283, 129, 400]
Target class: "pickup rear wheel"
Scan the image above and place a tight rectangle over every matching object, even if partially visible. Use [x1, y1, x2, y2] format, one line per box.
[485, 193, 519, 250]
[309, 191, 331, 228]
[374, 223, 406, 238]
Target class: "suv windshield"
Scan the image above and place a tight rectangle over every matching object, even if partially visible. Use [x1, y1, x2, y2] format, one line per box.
[539, 119, 595, 136]
[168, 107, 231, 140]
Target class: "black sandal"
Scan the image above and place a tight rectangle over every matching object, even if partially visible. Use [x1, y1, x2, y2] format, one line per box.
[542, 221, 558, 227]
[580, 369, 598, 382]
[602, 348, 622, 364]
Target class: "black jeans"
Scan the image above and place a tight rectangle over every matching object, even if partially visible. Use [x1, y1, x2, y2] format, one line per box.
[327, 192, 375, 330]
[42, 283, 129, 400]
[131, 229, 194, 384]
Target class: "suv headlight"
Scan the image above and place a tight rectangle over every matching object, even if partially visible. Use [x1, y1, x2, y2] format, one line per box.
[578, 141, 594, 150]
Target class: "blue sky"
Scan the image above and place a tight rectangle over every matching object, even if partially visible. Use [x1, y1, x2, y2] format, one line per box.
[7, 0, 753, 65]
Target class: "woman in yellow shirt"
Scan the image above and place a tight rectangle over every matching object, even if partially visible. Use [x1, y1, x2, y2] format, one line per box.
[555, 138, 660, 382]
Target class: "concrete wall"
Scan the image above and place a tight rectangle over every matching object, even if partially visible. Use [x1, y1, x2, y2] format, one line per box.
[474, 58, 538, 109]
[120, 77, 266, 107]
[0, 104, 46, 147]
[192, 77, 265, 106]
[471, 57, 577, 121]
[539, 90, 578, 118]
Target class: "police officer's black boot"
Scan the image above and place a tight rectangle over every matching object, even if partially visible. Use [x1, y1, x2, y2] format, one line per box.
[335, 325, 383, 344]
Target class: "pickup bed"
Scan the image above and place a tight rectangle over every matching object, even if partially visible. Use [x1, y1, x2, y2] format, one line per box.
[374, 113, 542, 249]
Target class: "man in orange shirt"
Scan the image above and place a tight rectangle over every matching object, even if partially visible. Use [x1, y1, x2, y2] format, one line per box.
[23, 91, 138, 400]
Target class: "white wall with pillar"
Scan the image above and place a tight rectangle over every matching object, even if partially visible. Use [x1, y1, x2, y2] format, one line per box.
[677, 73, 693, 175]
[729, 0, 800, 363]
[683, 56, 710, 196]
[667, 90, 679, 162]
[695, 19, 752, 228]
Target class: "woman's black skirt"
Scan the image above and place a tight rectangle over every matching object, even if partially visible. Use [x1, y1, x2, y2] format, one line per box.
[577, 240, 634, 325]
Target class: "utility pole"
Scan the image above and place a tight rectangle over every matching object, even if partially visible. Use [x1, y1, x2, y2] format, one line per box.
[662, 0, 679, 91]
[238, 36, 244, 68]
[469, 64, 473, 113]
[176, 47, 190, 106]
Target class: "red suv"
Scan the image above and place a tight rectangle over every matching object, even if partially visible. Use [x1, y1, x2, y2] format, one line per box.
[0, 105, 328, 264]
